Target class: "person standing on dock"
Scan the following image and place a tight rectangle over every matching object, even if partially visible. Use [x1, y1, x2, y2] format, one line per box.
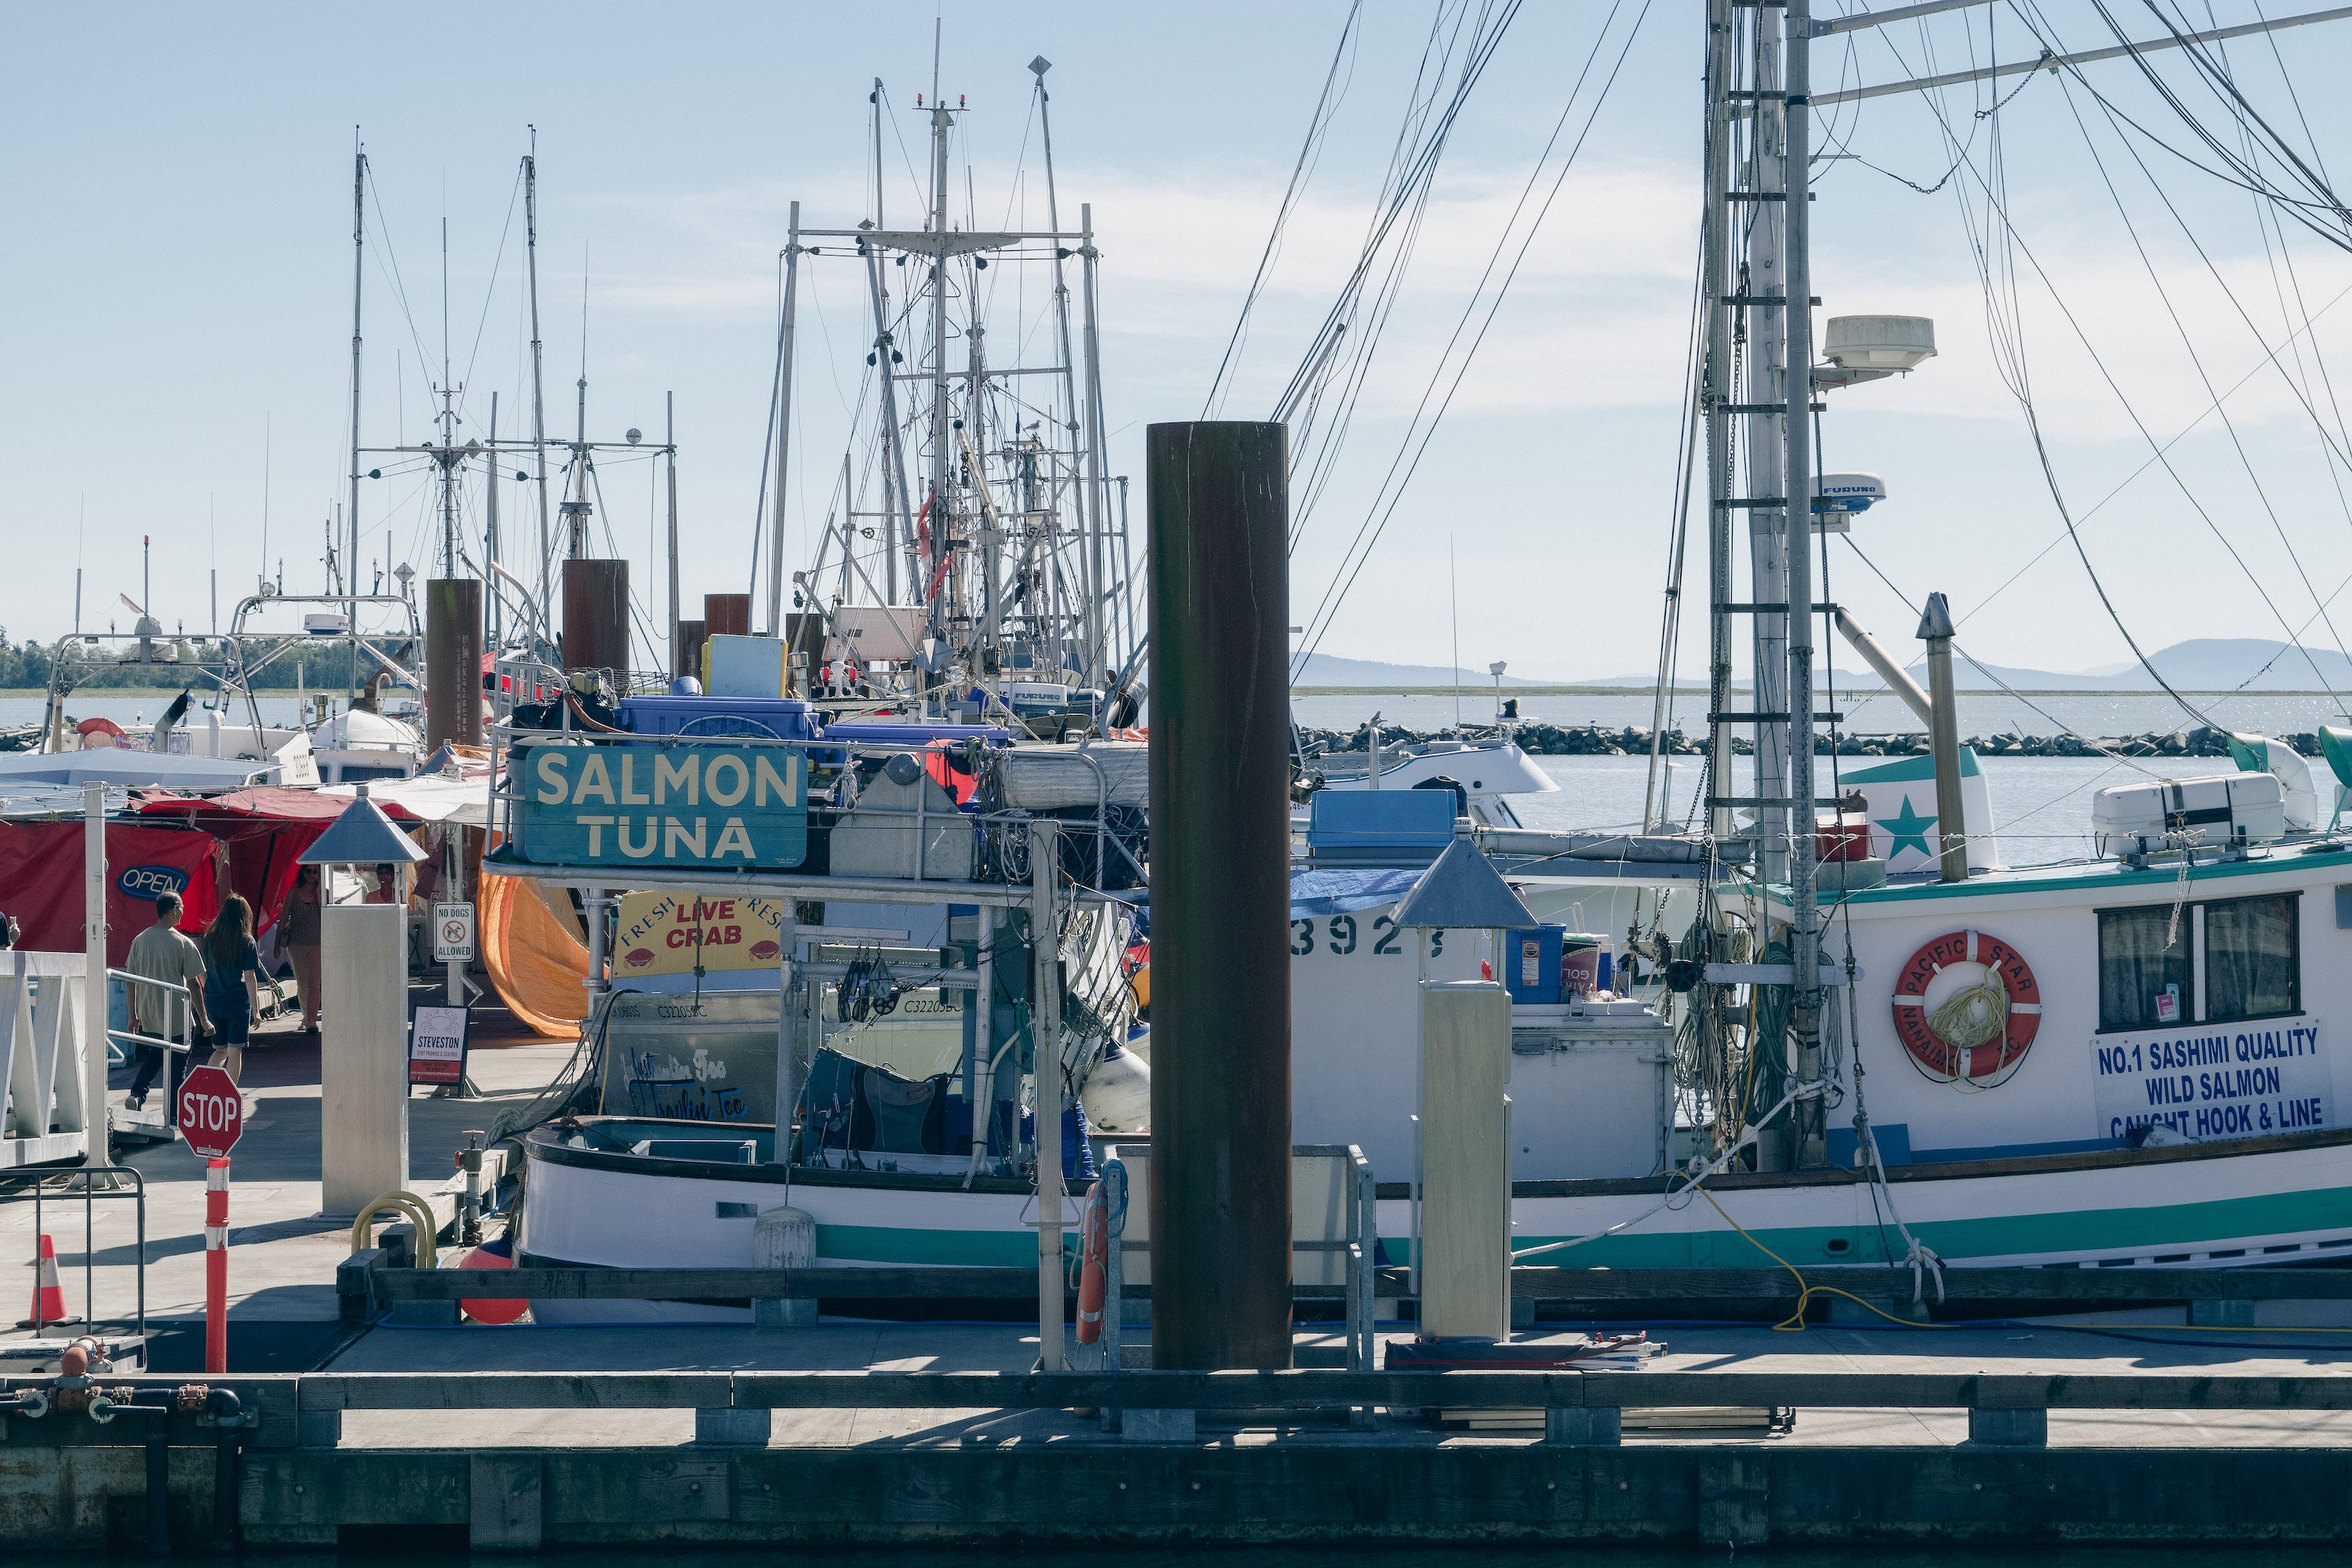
[124, 892, 208, 1112]
[283, 866, 323, 1035]
[201, 895, 265, 1086]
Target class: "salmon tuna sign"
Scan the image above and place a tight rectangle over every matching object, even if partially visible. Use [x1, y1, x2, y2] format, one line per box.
[517, 742, 808, 869]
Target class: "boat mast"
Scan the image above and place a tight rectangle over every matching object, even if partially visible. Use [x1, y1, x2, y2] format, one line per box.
[437, 216, 460, 580]
[925, 32, 953, 640]
[524, 140, 554, 637]
[1703, 0, 1735, 840]
[347, 136, 365, 689]
[768, 202, 802, 636]
[485, 391, 502, 644]
[868, 78, 909, 605]
[666, 390, 680, 661]
[1033, 56, 1102, 686]
[1783, 0, 1825, 1167]
[1743, 5, 1792, 891]
[1077, 204, 1112, 688]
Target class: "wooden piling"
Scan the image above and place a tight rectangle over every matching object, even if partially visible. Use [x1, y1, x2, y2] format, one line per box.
[1145, 420, 1293, 1370]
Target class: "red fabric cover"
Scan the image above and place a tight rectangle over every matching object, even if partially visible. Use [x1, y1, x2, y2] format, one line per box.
[136, 792, 371, 938]
[0, 822, 223, 964]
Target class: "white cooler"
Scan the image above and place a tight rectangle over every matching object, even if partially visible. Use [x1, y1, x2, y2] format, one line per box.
[2092, 770, 2285, 858]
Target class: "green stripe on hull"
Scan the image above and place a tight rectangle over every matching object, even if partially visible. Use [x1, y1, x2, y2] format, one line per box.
[815, 1223, 1074, 1268]
[1511, 1183, 2352, 1269]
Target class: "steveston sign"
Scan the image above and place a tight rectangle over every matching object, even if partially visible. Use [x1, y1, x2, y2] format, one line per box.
[516, 742, 807, 869]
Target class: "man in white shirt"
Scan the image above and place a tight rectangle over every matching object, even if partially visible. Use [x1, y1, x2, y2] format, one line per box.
[124, 893, 209, 1112]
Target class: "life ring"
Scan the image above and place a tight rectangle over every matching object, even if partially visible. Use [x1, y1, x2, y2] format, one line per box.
[1075, 1181, 1109, 1346]
[1890, 927, 2041, 1085]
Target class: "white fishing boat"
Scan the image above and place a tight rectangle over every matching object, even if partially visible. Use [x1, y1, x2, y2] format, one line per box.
[500, 5, 2352, 1319]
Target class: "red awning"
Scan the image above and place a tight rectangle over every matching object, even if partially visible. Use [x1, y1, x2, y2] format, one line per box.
[136, 785, 427, 824]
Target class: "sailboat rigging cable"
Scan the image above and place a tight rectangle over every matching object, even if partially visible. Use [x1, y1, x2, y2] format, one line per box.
[1290, 1, 1653, 677]
[1200, 1, 1366, 419]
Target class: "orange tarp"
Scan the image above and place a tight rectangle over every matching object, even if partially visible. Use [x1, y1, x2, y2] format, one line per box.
[480, 874, 590, 1038]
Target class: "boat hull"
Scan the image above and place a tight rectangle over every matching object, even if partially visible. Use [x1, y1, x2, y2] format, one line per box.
[520, 1120, 2352, 1321]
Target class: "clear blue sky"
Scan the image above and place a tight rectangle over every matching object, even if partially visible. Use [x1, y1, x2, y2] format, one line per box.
[6, 2, 2352, 684]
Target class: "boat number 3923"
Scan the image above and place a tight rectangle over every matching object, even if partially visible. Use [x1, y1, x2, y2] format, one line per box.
[1290, 914, 1443, 959]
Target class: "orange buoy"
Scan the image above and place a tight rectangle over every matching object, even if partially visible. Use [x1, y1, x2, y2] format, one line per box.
[457, 1240, 528, 1326]
[1075, 1182, 1109, 1346]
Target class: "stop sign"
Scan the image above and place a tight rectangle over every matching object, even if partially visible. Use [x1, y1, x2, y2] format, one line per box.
[176, 1066, 243, 1159]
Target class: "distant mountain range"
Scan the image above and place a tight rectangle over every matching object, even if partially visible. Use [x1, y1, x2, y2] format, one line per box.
[1292, 653, 1560, 687]
[1877, 639, 2352, 693]
[1299, 640, 2352, 692]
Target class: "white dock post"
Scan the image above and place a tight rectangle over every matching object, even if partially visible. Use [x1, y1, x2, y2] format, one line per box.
[1416, 981, 1512, 1339]
[82, 782, 107, 1160]
[320, 902, 408, 1216]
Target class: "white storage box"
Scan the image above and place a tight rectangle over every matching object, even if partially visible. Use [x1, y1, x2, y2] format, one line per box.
[829, 757, 977, 880]
[993, 741, 1147, 810]
[2092, 771, 2286, 858]
[703, 634, 787, 699]
[1507, 1003, 1674, 1180]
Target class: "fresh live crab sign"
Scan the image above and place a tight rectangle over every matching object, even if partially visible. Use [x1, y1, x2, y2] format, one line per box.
[517, 742, 807, 869]
[614, 891, 787, 977]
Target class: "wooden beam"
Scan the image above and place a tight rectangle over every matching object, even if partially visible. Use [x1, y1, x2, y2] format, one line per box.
[25, 1368, 2352, 1417]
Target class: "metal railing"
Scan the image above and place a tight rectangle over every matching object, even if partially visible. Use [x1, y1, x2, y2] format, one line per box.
[111, 967, 201, 1060]
[3, 1165, 145, 1337]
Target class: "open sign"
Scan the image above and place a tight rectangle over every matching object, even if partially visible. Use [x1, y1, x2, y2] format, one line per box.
[118, 865, 191, 902]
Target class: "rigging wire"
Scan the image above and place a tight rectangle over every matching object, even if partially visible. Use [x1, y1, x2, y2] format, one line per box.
[2031, 31, 2352, 698]
[1292, 2, 1653, 673]
[1200, 1, 1365, 419]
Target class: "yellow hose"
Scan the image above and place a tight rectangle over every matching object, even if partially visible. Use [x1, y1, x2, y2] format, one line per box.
[351, 1190, 441, 1269]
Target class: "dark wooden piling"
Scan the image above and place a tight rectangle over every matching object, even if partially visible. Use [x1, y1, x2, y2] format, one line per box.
[1145, 420, 1293, 1370]
[423, 577, 484, 749]
[560, 560, 630, 674]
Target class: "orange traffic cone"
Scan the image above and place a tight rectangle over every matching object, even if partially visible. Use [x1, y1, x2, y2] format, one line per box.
[18, 1233, 78, 1329]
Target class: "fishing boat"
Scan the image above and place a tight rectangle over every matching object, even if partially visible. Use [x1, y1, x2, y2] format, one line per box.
[497, 6, 2352, 1320]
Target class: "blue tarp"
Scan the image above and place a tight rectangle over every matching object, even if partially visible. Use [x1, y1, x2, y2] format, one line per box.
[1289, 866, 1422, 917]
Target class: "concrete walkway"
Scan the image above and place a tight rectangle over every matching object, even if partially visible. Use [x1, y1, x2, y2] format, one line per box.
[2, 989, 578, 1331]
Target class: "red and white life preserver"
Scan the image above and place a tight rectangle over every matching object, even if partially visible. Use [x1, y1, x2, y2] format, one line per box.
[1890, 928, 2042, 1083]
[1075, 1181, 1109, 1346]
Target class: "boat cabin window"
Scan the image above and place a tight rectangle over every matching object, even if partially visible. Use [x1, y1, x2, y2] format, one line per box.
[2204, 893, 2299, 1023]
[2096, 892, 2300, 1030]
[2097, 906, 2190, 1033]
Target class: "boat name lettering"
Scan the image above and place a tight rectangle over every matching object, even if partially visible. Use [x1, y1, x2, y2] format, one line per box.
[2090, 1016, 2330, 1143]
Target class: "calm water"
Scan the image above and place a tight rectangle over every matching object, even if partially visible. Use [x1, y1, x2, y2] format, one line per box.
[0, 694, 307, 729]
[4, 695, 2154, 862]
[1510, 754, 2138, 862]
[1294, 690, 2352, 740]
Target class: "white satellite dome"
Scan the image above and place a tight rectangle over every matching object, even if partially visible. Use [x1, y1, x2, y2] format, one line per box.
[318, 708, 421, 753]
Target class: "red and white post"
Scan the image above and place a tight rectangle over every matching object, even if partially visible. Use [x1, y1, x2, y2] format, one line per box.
[205, 1157, 229, 1374]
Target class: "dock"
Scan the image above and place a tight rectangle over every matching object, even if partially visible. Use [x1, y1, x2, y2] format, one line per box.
[13, 1006, 2352, 1548]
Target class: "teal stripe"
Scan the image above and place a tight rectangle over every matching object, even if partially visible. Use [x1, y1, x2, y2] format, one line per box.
[815, 1223, 1074, 1268]
[1846, 847, 2352, 905]
[1510, 1182, 2352, 1269]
